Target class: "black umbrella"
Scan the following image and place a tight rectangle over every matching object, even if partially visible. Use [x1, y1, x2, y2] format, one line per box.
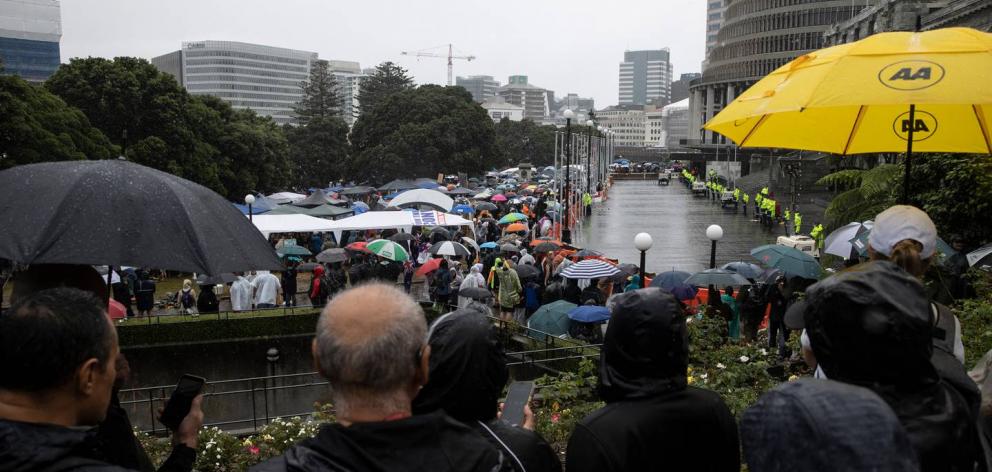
[429, 226, 451, 241]
[684, 269, 751, 287]
[0, 160, 282, 274]
[475, 202, 498, 212]
[458, 286, 493, 300]
[297, 262, 320, 272]
[534, 242, 559, 254]
[515, 263, 540, 280]
[195, 273, 236, 285]
[617, 263, 639, 276]
[573, 248, 603, 258]
[340, 185, 377, 195]
[389, 232, 417, 242]
[501, 243, 520, 253]
[316, 248, 348, 264]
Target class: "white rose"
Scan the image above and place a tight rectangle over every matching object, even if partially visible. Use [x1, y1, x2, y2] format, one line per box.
[739, 355, 750, 363]
[716, 363, 726, 369]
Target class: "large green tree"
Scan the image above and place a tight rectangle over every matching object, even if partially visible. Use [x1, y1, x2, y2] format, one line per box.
[493, 119, 557, 168]
[348, 85, 496, 183]
[285, 117, 350, 188]
[0, 74, 118, 169]
[356, 61, 414, 116]
[294, 59, 339, 125]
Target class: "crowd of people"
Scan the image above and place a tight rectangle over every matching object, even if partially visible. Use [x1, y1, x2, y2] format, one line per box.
[1, 202, 991, 471]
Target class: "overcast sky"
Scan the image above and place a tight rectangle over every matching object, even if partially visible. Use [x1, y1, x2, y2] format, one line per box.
[60, 0, 707, 107]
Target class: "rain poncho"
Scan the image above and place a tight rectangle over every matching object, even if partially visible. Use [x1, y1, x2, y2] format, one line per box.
[457, 265, 486, 310]
[802, 261, 980, 471]
[566, 288, 739, 472]
[742, 379, 919, 472]
[494, 265, 521, 308]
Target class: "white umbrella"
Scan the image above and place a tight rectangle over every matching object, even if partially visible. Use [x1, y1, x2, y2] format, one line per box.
[823, 221, 873, 259]
[461, 237, 480, 253]
[968, 243, 992, 267]
[430, 241, 472, 258]
[387, 189, 455, 212]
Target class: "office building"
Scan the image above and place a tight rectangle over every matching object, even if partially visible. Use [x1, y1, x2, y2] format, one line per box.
[824, 0, 992, 46]
[456, 75, 500, 102]
[705, 0, 726, 66]
[327, 60, 364, 125]
[670, 72, 700, 103]
[0, 0, 61, 82]
[152, 40, 318, 125]
[618, 49, 673, 106]
[497, 75, 550, 121]
[688, 1, 866, 145]
[644, 108, 665, 147]
[598, 106, 647, 148]
[481, 96, 524, 122]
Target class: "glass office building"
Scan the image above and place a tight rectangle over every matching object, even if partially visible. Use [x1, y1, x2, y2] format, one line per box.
[0, 0, 62, 82]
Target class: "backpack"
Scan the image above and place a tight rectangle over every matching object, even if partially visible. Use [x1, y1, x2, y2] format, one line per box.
[180, 290, 194, 308]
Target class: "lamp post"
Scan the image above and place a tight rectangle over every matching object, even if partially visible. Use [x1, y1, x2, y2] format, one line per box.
[563, 109, 574, 243]
[245, 194, 256, 222]
[634, 232, 653, 288]
[706, 224, 724, 269]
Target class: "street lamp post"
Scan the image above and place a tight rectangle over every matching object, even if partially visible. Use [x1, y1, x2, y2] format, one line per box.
[245, 194, 256, 223]
[706, 224, 724, 269]
[563, 109, 574, 243]
[585, 119, 595, 216]
[634, 232, 653, 289]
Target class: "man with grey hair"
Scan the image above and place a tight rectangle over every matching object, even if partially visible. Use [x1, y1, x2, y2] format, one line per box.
[252, 283, 509, 472]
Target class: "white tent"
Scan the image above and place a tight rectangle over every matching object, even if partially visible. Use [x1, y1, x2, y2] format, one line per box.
[250, 214, 338, 237]
[266, 192, 307, 204]
[324, 210, 474, 242]
[386, 189, 454, 212]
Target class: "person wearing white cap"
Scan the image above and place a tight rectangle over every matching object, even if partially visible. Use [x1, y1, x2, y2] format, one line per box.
[866, 205, 964, 364]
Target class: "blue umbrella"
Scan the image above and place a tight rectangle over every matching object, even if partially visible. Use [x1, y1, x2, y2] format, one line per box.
[528, 300, 576, 337]
[452, 204, 474, 215]
[685, 269, 751, 287]
[567, 305, 611, 323]
[721, 261, 763, 280]
[480, 242, 498, 250]
[649, 270, 692, 291]
[668, 284, 698, 301]
[750, 245, 821, 280]
[352, 201, 370, 215]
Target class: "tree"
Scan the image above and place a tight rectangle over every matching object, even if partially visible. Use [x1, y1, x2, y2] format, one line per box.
[0, 74, 117, 169]
[356, 61, 414, 116]
[348, 85, 496, 183]
[494, 119, 562, 168]
[285, 117, 350, 188]
[294, 59, 339, 125]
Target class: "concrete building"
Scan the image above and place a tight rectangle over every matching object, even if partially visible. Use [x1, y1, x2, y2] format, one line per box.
[598, 106, 647, 148]
[0, 0, 61, 82]
[670, 72, 701, 103]
[618, 49, 673, 106]
[705, 0, 727, 66]
[456, 75, 500, 102]
[497, 75, 549, 121]
[688, 0, 867, 145]
[481, 96, 524, 122]
[152, 40, 318, 125]
[824, 0, 992, 45]
[644, 108, 665, 147]
[552, 93, 596, 123]
[327, 60, 364, 125]
[659, 98, 690, 149]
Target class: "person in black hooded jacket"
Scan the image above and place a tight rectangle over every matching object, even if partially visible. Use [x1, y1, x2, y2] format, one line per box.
[413, 308, 561, 472]
[566, 287, 740, 472]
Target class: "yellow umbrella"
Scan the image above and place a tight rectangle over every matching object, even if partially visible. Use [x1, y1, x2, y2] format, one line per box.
[704, 27, 992, 202]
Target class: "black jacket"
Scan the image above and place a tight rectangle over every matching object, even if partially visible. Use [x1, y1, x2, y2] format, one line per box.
[0, 419, 194, 472]
[249, 411, 509, 472]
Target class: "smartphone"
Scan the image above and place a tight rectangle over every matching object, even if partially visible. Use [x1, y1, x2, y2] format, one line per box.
[501, 381, 535, 427]
[159, 374, 205, 430]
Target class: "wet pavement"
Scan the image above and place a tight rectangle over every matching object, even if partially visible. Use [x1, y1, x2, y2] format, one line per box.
[578, 180, 785, 274]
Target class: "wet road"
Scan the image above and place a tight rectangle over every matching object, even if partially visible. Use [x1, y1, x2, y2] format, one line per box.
[578, 180, 782, 274]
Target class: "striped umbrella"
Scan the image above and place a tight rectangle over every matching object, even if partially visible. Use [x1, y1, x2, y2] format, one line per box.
[366, 239, 409, 262]
[429, 241, 471, 258]
[561, 259, 620, 279]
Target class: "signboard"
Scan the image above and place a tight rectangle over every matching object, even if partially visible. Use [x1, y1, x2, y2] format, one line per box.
[411, 211, 448, 227]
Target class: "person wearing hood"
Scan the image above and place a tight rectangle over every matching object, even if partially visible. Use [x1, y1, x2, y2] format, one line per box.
[493, 260, 522, 322]
[196, 283, 219, 314]
[309, 265, 328, 307]
[413, 310, 560, 472]
[458, 264, 486, 310]
[623, 274, 641, 293]
[0, 288, 203, 472]
[784, 261, 980, 471]
[518, 249, 535, 267]
[250, 284, 509, 472]
[566, 288, 740, 472]
[741, 378, 919, 472]
[177, 279, 196, 316]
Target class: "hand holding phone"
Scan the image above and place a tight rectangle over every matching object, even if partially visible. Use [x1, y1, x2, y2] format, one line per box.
[501, 381, 535, 428]
[159, 374, 205, 431]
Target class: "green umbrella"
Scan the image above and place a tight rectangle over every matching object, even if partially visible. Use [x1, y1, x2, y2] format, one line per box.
[498, 213, 529, 225]
[750, 245, 821, 280]
[527, 300, 577, 338]
[276, 244, 312, 257]
[366, 239, 409, 262]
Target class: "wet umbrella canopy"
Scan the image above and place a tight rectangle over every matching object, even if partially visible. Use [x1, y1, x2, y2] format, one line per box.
[528, 300, 577, 337]
[684, 269, 751, 287]
[0, 160, 281, 274]
[316, 248, 348, 263]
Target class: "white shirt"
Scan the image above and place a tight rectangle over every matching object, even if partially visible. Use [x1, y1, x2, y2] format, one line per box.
[230, 277, 253, 311]
[251, 271, 281, 306]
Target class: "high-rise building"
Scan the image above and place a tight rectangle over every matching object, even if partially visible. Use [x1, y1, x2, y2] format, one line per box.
[704, 0, 727, 69]
[598, 106, 647, 148]
[456, 75, 500, 102]
[688, 1, 866, 144]
[618, 49, 673, 107]
[0, 0, 61, 82]
[497, 75, 549, 121]
[152, 40, 318, 125]
[327, 60, 364, 125]
[670, 72, 701, 103]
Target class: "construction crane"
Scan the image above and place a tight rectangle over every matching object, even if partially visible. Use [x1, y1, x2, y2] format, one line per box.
[400, 44, 476, 86]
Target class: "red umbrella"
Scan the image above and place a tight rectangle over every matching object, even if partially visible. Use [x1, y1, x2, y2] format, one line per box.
[416, 258, 443, 276]
[491, 194, 507, 202]
[504, 223, 528, 233]
[345, 241, 371, 254]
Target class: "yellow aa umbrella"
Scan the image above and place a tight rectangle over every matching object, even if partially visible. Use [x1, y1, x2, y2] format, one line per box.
[704, 27, 992, 202]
